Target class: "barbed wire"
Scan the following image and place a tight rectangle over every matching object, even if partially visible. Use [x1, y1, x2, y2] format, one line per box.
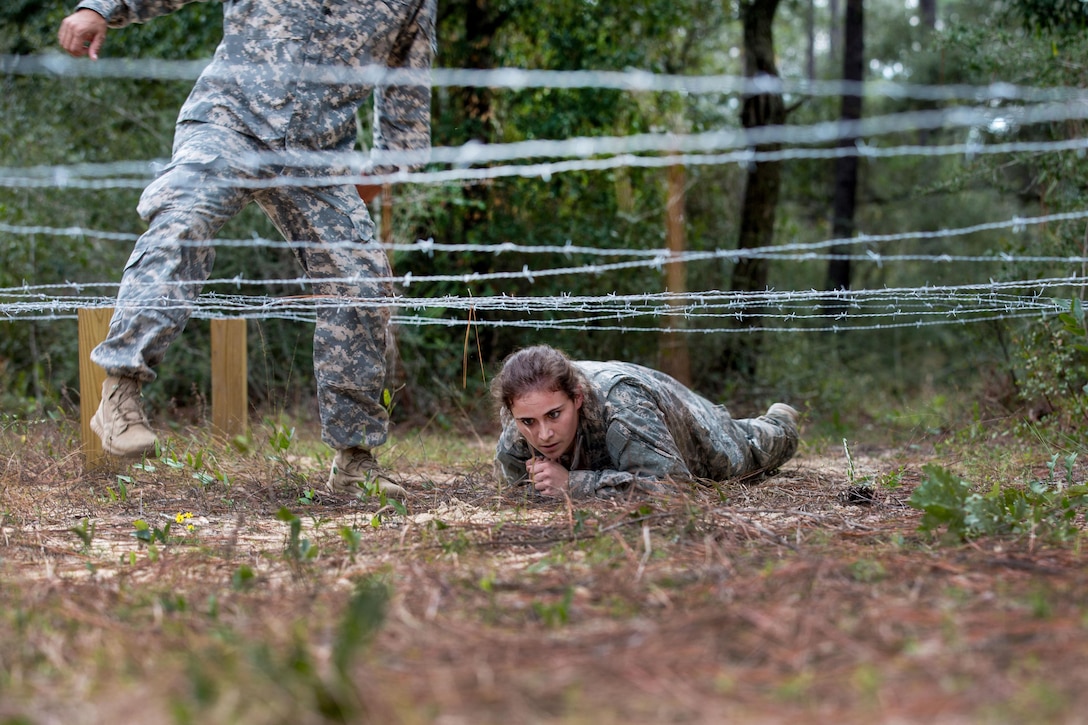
[4, 56, 1085, 334]
[3, 113, 1087, 191]
[7, 54, 1088, 103]
[2, 277, 1081, 335]
[3, 206, 1088, 258]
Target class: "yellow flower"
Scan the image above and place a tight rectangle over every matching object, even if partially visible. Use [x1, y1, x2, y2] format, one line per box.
[175, 511, 194, 524]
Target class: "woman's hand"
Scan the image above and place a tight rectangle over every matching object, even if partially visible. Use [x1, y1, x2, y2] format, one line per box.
[526, 457, 570, 498]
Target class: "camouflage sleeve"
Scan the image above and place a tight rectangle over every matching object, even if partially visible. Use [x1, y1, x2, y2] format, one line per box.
[567, 385, 693, 498]
[371, 0, 435, 176]
[76, 0, 211, 28]
[494, 422, 532, 487]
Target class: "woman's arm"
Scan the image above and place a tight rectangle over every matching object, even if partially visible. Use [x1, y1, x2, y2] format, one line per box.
[494, 423, 532, 487]
[568, 386, 693, 498]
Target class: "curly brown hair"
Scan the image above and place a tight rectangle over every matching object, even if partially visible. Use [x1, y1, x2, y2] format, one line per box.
[490, 345, 585, 415]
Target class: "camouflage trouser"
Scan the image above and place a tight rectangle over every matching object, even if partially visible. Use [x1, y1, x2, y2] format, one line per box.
[91, 121, 393, 451]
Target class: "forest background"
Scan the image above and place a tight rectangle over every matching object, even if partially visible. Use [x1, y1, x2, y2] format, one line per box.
[2, 0, 1088, 444]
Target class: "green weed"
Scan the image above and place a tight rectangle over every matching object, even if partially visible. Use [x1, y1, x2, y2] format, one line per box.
[276, 507, 318, 562]
[909, 462, 1088, 542]
[532, 587, 573, 628]
[68, 517, 95, 552]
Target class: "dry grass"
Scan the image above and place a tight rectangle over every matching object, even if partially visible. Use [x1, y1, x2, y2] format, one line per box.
[1, 416, 1086, 724]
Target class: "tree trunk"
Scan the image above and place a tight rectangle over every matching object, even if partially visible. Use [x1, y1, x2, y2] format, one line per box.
[806, 0, 816, 81]
[825, 0, 863, 295]
[829, 0, 840, 67]
[920, 0, 937, 30]
[721, 0, 785, 380]
[660, 159, 692, 386]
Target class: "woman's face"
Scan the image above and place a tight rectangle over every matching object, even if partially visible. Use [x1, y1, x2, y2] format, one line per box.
[509, 387, 583, 461]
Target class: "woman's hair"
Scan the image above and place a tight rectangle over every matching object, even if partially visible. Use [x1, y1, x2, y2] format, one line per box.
[491, 345, 584, 414]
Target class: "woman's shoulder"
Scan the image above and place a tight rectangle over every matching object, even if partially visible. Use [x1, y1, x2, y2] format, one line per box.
[574, 361, 669, 408]
[575, 360, 668, 390]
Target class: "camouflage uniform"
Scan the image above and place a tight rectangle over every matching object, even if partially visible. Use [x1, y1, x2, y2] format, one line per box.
[495, 361, 800, 498]
[77, 0, 435, 450]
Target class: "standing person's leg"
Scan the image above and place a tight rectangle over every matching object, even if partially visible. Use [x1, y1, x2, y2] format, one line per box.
[91, 123, 255, 456]
[257, 182, 402, 497]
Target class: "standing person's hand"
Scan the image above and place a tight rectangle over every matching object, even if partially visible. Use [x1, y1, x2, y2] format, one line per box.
[59, 9, 108, 60]
[526, 458, 570, 498]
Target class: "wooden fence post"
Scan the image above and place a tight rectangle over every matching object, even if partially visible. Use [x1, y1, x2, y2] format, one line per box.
[79, 310, 248, 462]
[211, 318, 248, 438]
[78, 307, 113, 467]
[661, 158, 692, 386]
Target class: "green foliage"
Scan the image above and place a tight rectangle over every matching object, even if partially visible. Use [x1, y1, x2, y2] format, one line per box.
[231, 564, 256, 592]
[1009, 0, 1088, 33]
[276, 507, 318, 562]
[908, 464, 975, 537]
[909, 459, 1088, 542]
[133, 518, 169, 545]
[67, 517, 95, 552]
[1009, 301, 1088, 436]
[842, 439, 872, 488]
[332, 576, 389, 676]
[532, 586, 574, 628]
[362, 483, 408, 527]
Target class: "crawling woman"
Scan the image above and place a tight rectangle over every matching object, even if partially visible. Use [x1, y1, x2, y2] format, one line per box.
[492, 345, 800, 499]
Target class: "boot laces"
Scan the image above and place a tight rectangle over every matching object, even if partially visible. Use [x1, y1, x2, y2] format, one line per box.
[344, 447, 378, 475]
[108, 379, 149, 432]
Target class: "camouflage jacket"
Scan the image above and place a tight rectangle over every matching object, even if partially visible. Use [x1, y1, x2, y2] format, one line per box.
[495, 361, 799, 498]
[75, 0, 435, 172]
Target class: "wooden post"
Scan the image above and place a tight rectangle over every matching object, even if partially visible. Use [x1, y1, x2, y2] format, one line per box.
[211, 318, 248, 438]
[661, 159, 692, 386]
[79, 308, 248, 458]
[78, 307, 113, 467]
[381, 182, 394, 251]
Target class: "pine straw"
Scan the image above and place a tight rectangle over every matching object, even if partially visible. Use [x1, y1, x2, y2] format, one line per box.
[1, 419, 1086, 724]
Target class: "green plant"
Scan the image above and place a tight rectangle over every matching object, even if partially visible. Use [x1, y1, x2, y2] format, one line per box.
[107, 474, 132, 503]
[276, 507, 318, 562]
[362, 482, 408, 528]
[339, 526, 362, 557]
[1010, 299, 1088, 436]
[843, 439, 873, 488]
[232, 564, 257, 591]
[909, 462, 1088, 542]
[133, 518, 172, 546]
[849, 558, 887, 583]
[332, 576, 389, 676]
[268, 424, 295, 457]
[879, 467, 905, 489]
[532, 587, 573, 628]
[68, 517, 96, 552]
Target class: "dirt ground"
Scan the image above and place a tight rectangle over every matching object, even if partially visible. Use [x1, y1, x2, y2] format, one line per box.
[1, 422, 1086, 724]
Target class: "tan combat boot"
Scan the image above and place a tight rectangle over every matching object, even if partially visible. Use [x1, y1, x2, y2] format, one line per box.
[327, 446, 407, 500]
[90, 376, 159, 457]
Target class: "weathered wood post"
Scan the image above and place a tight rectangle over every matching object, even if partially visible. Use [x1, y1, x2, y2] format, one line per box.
[211, 318, 248, 438]
[660, 158, 692, 386]
[79, 308, 249, 462]
[78, 307, 113, 467]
